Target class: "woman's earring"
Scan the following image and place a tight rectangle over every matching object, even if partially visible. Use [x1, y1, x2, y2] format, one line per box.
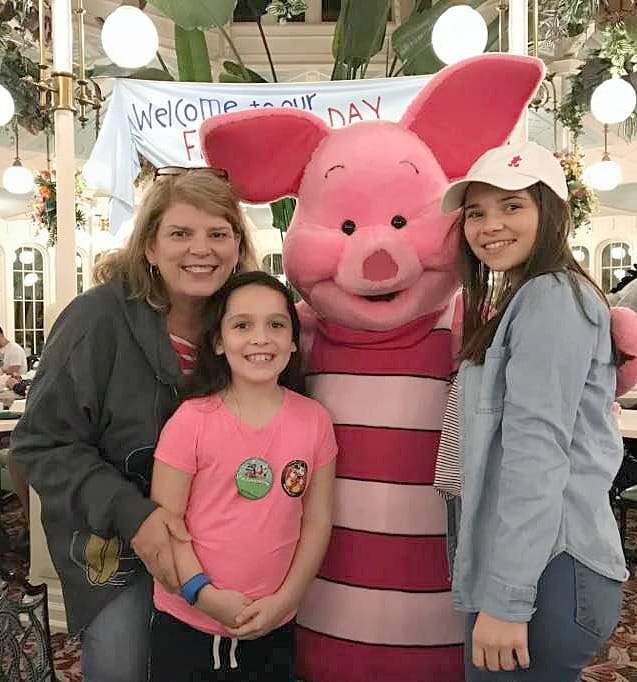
[148, 263, 158, 279]
[232, 262, 239, 275]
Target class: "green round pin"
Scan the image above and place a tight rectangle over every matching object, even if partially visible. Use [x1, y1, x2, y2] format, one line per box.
[235, 457, 274, 500]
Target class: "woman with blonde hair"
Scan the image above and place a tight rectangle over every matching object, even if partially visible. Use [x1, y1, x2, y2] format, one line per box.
[11, 167, 257, 682]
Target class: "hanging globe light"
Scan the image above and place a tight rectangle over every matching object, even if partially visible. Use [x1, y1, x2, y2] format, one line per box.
[3, 162, 34, 194]
[2, 119, 34, 194]
[590, 77, 637, 125]
[611, 246, 626, 260]
[23, 273, 39, 287]
[19, 250, 35, 265]
[583, 158, 623, 192]
[583, 119, 623, 192]
[0, 84, 15, 126]
[101, 6, 159, 69]
[572, 248, 586, 263]
[432, 6, 488, 65]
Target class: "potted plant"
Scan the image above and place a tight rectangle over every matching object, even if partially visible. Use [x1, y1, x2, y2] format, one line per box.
[539, 0, 598, 58]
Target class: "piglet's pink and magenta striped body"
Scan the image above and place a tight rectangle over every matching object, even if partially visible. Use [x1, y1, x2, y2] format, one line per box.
[296, 304, 465, 682]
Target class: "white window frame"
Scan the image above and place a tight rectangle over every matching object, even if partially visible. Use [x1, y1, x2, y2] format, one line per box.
[598, 240, 633, 294]
[12, 244, 47, 355]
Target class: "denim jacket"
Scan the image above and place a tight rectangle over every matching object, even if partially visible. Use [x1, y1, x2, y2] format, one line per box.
[452, 273, 627, 623]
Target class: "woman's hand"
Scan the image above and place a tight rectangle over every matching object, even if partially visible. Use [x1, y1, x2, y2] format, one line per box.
[225, 593, 293, 640]
[197, 588, 253, 628]
[471, 611, 530, 672]
[130, 507, 190, 593]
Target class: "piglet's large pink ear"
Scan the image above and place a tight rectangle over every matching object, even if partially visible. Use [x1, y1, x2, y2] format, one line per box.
[401, 54, 545, 180]
[200, 110, 329, 202]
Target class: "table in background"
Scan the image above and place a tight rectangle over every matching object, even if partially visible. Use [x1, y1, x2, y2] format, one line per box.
[620, 409, 637, 440]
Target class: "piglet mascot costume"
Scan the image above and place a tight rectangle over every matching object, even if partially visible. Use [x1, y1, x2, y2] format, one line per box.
[200, 54, 637, 682]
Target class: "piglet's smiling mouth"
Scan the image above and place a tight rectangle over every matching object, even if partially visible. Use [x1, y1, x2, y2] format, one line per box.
[363, 291, 402, 302]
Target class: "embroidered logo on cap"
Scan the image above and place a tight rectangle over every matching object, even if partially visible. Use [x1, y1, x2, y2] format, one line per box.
[508, 155, 522, 168]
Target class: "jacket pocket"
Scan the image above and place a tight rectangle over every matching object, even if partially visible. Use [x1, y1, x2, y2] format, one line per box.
[476, 346, 508, 414]
[574, 558, 622, 640]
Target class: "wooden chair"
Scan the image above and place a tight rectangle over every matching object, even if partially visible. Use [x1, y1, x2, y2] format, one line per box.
[0, 569, 58, 681]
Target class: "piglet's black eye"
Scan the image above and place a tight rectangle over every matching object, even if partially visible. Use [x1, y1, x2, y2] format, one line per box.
[391, 215, 407, 229]
[342, 220, 356, 235]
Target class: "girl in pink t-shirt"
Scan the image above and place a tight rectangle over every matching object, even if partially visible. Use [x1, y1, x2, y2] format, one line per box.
[148, 271, 337, 682]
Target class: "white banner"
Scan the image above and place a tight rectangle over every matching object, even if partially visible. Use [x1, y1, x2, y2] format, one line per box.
[84, 76, 431, 231]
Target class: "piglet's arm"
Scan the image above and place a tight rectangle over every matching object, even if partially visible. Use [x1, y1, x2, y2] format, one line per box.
[611, 306, 637, 397]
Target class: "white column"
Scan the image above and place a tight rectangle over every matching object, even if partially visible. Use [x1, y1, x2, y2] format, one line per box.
[30, 0, 76, 632]
[508, 0, 529, 144]
[52, 0, 77, 317]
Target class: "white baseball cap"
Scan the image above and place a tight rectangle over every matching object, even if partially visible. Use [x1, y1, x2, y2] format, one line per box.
[441, 141, 569, 213]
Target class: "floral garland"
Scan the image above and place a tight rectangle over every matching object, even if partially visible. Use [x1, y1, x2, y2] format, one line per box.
[553, 148, 598, 234]
[31, 170, 87, 246]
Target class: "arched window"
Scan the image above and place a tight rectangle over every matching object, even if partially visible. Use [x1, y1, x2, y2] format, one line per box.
[76, 251, 86, 294]
[601, 241, 632, 293]
[571, 245, 590, 274]
[13, 247, 45, 354]
[262, 252, 284, 277]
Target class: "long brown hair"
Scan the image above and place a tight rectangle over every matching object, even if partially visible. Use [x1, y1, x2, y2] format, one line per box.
[460, 182, 608, 364]
[93, 170, 257, 312]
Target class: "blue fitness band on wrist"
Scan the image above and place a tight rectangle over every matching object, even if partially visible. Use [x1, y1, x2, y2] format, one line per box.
[180, 573, 211, 605]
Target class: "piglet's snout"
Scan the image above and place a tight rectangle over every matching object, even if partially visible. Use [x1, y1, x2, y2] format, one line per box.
[362, 249, 399, 282]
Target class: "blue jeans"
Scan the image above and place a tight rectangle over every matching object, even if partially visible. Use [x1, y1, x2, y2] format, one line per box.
[81, 574, 153, 682]
[464, 553, 622, 682]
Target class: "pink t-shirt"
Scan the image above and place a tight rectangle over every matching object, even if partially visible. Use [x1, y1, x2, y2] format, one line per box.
[153, 388, 337, 634]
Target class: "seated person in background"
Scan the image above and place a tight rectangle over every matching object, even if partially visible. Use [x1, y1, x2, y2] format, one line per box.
[0, 327, 27, 377]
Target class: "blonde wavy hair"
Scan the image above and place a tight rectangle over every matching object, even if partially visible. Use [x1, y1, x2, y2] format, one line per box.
[94, 170, 258, 312]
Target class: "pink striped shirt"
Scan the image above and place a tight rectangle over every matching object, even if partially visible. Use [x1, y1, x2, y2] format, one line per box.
[169, 334, 197, 375]
[296, 304, 465, 682]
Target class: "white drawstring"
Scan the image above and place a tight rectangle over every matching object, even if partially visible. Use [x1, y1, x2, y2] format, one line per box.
[229, 638, 239, 669]
[211, 634, 239, 670]
[212, 634, 222, 670]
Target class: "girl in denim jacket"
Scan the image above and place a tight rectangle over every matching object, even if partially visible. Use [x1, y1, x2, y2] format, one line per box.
[439, 141, 626, 681]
